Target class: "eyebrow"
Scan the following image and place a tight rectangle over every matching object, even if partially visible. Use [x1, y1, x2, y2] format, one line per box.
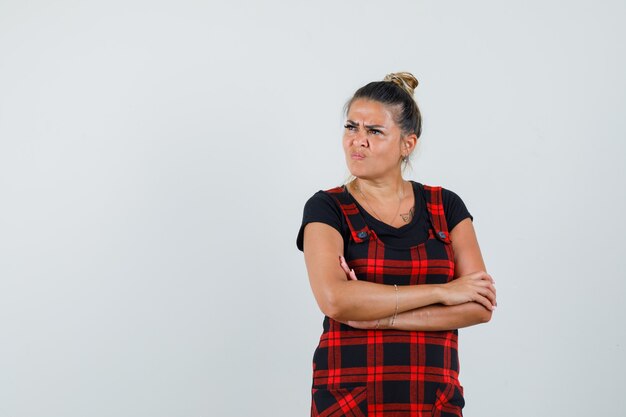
[346, 120, 386, 130]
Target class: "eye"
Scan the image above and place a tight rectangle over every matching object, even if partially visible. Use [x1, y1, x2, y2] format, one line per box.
[368, 129, 382, 135]
[344, 124, 357, 131]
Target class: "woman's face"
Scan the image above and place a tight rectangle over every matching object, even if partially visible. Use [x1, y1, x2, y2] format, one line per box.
[343, 98, 408, 180]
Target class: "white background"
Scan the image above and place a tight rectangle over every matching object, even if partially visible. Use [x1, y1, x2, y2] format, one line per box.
[1, 1, 625, 416]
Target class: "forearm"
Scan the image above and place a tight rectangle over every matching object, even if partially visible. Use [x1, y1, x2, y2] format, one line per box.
[322, 280, 444, 322]
[305, 223, 495, 323]
[380, 302, 492, 331]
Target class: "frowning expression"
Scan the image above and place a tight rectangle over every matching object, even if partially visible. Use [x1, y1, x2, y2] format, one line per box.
[343, 99, 407, 180]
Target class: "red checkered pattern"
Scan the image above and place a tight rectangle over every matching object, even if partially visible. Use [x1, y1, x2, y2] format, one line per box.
[311, 185, 465, 417]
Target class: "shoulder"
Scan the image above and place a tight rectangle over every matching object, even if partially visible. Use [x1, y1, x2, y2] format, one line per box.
[411, 181, 474, 231]
[410, 181, 442, 203]
[415, 181, 466, 205]
[441, 186, 474, 230]
[413, 181, 442, 197]
[302, 188, 345, 215]
[297, 186, 348, 252]
[441, 187, 464, 205]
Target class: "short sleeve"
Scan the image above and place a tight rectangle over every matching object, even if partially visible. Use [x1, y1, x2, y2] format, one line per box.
[296, 191, 346, 252]
[441, 188, 473, 232]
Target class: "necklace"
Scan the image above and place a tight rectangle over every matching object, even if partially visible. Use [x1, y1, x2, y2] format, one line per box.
[353, 180, 405, 226]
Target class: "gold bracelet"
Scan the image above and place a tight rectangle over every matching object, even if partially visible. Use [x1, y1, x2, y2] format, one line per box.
[390, 284, 399, 327]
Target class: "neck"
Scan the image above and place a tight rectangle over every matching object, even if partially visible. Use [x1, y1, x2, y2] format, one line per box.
[352, 175, 407, 201]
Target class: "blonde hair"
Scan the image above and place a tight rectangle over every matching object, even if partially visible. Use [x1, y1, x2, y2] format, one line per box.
[383, 72, 419, 97]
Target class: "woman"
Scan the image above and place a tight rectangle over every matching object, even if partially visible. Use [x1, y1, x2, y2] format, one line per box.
[296, 72, 496, 417]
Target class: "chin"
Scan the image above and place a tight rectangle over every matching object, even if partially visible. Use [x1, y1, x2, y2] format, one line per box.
[349, 172, 374, 181]
[346, 163, 366, 177]
[347, 167, 364, 179]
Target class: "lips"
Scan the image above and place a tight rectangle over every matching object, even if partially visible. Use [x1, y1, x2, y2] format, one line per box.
[351, 152, 365, 160]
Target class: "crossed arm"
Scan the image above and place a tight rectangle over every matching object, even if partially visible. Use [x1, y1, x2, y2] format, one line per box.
[302, 217, 496, 331]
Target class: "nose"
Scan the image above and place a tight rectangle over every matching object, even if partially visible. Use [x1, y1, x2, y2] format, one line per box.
[353, 130, 369, 147]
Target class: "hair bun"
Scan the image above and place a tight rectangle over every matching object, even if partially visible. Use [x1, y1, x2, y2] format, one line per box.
[383, 72, 419, 96]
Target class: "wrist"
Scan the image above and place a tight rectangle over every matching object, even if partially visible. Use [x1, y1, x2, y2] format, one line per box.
[432, 284, 446, 304]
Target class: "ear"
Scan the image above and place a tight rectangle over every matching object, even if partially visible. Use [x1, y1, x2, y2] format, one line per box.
[402, 133, 418, 156]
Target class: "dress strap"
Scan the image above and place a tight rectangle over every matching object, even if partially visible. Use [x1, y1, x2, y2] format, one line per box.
[324, 186, 374, 244]
[422, 184, 452, 243]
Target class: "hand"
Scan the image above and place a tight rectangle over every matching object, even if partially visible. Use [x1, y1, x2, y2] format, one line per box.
[339, 255, 358, 281]
[440, 271, 497, 310]
[338, 256, 387, 329]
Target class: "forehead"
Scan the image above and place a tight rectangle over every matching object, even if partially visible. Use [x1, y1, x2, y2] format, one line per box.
[347, 99, 396, 125]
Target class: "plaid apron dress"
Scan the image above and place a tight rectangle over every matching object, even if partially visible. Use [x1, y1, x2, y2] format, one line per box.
[311, 184, 465, 417]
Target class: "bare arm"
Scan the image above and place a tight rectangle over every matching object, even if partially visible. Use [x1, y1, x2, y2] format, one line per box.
[303, 221, 495, 322]
[397, 302, 492, 330]
[346, 302, 491, 331]
[343, 217, 496, 330]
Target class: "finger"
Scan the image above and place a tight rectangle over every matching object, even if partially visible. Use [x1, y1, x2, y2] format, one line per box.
[477, 273, 493, 282]
[474, 272, 495, 284]
[489, 286, 498, 307]
[338, 256, 350, 273]
[483, 291, 497, 309]
[474, 284, 496, 303]
[349, 268, 358, 280]
[479, 287, 497, 307]
[486, 283, 497, 301]
[467, 271, 487, 280]
[475, 280, 496, 295]
[474, 294, 495, 311]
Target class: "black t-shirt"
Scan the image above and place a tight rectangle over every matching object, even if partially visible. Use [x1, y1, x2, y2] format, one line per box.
[296, 181, 473, 251]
